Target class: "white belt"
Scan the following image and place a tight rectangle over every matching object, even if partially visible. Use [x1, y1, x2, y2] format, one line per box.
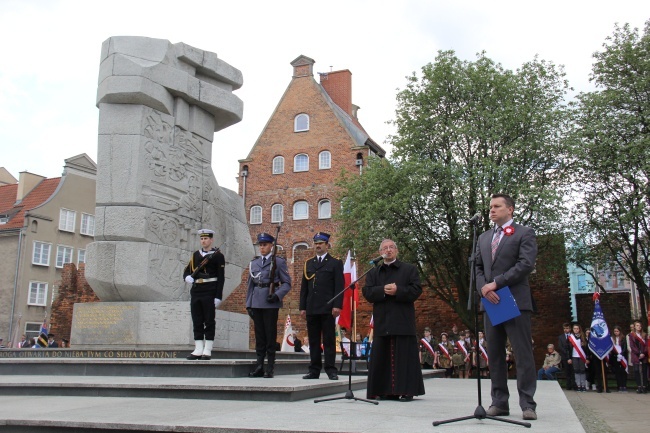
[195, 278, 218, 284]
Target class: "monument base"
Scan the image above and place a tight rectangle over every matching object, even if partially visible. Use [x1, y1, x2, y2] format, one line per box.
[71, 302, 249, 349]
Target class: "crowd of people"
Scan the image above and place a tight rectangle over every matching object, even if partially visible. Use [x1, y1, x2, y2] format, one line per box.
[551, 320, 649, 394]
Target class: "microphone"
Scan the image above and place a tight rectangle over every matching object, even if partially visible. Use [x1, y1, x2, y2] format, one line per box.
[369, 254, 386, 265]
[467, 213, 481, 225]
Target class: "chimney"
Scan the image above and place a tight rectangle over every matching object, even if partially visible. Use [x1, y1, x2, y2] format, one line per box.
[16, 171, 45, 202]
[320, 69, 353, 117]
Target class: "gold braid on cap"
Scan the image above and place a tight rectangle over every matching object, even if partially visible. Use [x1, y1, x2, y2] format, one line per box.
[303, 259, 316, 281]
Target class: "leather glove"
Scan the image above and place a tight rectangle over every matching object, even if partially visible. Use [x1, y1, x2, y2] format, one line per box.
[185, 275, 194, 284]
[267, 293, 280, 303]
[214, 298, 222, 309]
[246, 307, 254, 318]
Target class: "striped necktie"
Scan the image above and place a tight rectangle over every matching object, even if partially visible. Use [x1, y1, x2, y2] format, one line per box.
[491, 227, 503, 259]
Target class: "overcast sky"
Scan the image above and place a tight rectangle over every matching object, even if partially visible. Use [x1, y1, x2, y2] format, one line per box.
[1, 1, 648, 191]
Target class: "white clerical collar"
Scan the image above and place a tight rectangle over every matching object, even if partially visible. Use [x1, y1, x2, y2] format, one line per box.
[383, 259, 396, 265]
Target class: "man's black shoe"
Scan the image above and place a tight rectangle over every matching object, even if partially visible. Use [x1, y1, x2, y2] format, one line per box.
[186, 354, 202, 360]
[249, 366, 264, 378]
[379, 395, 400, 400]
[399, 395, 414, 402]
[328, 373, 339, 380]
[264, 371, 274, 378]
[303, 372, 320, 379]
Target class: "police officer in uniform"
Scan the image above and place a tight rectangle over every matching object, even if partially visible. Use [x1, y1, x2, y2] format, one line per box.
[300, 232, 344, 380]
[245, 232, 291, 378]
[183, 229, 225, 360]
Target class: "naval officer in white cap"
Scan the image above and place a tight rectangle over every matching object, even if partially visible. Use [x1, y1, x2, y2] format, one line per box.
[183, 229, 225, 360]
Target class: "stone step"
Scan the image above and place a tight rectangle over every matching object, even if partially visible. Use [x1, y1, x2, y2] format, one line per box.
[0, 370, 442, 402]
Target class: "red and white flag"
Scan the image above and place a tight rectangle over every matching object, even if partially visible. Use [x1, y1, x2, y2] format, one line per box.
[337, 251, 358, 329]
[280, 315, 294, 352]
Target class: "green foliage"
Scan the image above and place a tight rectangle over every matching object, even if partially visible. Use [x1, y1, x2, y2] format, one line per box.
[567, 21, 650, 324]
[336, 50, 573, 327]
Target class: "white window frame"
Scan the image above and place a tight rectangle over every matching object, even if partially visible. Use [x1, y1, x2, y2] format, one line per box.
[293, 201, 308, 220]
[80, 213, 95, 236]
[25, 322, 42, 342]
[77, 249, 86, 266]
[59, 208, 76, 232]
[28, 281, 48, 306]
[271, 204, 284, 223]
[250, 205, 262, 225]
[0, 216, 8, 224]
[294, 154, 309, 172]
[318, 199, 331, 219]
[272, 156, 285, 174]
[319, 151, 331, 169]
[32, 241, 51, 266]
[294, 113, 309, 132]
[56, 245, 74, 268]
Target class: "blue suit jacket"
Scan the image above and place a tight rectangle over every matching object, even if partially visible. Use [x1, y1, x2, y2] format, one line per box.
[475, 223, 537, 311]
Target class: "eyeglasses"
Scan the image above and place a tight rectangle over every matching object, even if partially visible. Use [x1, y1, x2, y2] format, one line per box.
[380, 245, 397, 251]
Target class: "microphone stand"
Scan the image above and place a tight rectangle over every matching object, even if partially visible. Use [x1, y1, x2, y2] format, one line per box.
[314, 259, 381, 405]
[433, 219, 531, 428]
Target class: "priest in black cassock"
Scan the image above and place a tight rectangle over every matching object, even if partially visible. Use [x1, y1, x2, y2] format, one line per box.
[362, 238, 425, 402]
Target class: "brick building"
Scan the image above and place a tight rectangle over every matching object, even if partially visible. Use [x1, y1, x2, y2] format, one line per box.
[237, 55, 385, 259]
[225, 55, 385, 343]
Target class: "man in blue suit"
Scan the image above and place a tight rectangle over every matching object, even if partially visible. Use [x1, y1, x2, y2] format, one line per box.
[476, 194, 538, 421]
[245, 232, 291, 378]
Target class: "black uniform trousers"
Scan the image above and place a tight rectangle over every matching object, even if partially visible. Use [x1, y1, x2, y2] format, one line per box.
[190, 289, 216, 340]
[306, 313, 337, 376]
[252, 308, 279, 365]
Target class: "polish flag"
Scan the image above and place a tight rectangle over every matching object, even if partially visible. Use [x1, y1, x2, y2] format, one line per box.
[337, 251, 358, 329]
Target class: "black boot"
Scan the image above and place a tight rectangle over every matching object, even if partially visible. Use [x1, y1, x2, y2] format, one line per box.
[264, 365, 274, 378]
[249, 364, 264, 378]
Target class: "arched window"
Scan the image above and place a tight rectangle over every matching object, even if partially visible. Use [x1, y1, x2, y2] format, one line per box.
[294, 154, 309, 172]
[271, 204, 284, 223]
[272, 156, 284, 174]
[318, 199, 331, 219]
[319, 151, 331, 169]
[292, 242, 309, 263]
[293, 201, 308, 220]
[294, 113, 309, 132]
[250, 205, 262, 224]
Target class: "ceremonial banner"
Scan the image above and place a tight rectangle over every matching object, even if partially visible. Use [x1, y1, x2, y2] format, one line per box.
[280, 315, 294, 352]
[36, 319, 48, 348]
[588, 293, 613, 360]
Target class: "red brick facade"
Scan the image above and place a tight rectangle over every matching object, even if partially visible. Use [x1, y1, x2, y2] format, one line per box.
[49, 263, 100, 344]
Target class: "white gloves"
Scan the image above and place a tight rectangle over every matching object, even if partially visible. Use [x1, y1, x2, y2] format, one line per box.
[617, 354, 624, 362]
[214, 298, 222, 308]
[185, 275, 194, 284]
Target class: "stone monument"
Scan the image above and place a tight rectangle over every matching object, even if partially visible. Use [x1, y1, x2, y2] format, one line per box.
[76, 36, 254, 349]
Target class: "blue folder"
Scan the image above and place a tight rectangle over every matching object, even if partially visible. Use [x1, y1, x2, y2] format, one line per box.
[482, 286, 521, 326]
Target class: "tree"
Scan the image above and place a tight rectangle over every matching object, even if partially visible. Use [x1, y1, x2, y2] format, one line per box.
[336, 50, 573, 327]
[567, 21, 650, 326]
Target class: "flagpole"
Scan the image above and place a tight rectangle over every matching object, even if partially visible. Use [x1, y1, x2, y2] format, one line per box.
[601, 359, 607, 392]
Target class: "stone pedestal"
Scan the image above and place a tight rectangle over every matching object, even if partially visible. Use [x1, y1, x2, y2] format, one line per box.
[70, 302, 249, 349]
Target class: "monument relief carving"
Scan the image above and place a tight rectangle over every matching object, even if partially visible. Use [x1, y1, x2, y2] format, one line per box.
[84, 36, 253, 310]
